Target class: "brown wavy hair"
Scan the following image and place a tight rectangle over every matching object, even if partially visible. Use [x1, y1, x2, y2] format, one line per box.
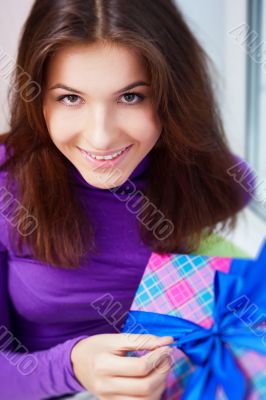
[0, 0, 248, 268]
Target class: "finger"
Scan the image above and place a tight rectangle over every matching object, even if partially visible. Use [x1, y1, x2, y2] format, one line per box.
[149, 377, 168, 400]
[141, 345, 174, 373]
[102, 350, 172, 397]
[111, 333, 174, 355]
[104, 378, 167, 400]
[101, 345, 173, 377]
[107, 380, 166, 400]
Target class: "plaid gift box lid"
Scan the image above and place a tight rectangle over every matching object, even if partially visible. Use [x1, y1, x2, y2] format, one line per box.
[121, 239, 266, 400]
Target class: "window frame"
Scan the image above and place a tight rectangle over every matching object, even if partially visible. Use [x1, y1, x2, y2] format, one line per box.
[245, 0, 266, 222]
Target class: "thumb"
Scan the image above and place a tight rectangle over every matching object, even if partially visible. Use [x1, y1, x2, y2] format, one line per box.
[112, 333, 174, 355]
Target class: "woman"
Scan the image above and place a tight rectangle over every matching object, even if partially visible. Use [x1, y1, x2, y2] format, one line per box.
[0, 0, 254, 399]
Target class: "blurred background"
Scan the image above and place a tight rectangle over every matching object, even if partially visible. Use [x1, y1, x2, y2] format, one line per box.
[0, 0, 265, 258]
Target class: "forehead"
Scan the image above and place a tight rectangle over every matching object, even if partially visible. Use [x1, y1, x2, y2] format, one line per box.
[45, 42, 149, 91]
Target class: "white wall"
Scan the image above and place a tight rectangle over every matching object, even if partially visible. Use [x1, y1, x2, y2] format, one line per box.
[0, 0, 33, 132]
[176, 0, 243, 156]
[176, 0, 225, 93]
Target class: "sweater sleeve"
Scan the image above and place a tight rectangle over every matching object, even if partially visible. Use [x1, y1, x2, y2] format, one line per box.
[0, 241, 88, 400]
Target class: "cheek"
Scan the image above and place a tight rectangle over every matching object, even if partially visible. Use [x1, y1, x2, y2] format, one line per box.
[44, 109, 81, 144]
[125, 110, 161, 143]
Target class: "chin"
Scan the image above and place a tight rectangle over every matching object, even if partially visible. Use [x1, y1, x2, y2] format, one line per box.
[82, 170, 127, 189]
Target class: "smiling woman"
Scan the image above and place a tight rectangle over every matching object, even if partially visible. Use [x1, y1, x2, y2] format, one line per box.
[42, 43, 161, 189]
[0, 0, 254, 399]
[0, 0, 251, 269]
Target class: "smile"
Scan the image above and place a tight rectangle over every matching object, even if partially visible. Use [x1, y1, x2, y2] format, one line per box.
[77, 144, 134, 169]
[85, 145, 131, 160]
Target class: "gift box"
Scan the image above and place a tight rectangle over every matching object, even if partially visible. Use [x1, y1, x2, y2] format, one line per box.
[121, 239, 266, 400]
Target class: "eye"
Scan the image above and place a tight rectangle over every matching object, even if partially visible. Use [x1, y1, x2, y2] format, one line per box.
[120, 92, 145, 105]
[56, 94, 83, 107]
[56, 91, 145, 107]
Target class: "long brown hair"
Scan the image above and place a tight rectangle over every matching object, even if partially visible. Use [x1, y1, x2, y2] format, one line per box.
[0, 0, 248, 268]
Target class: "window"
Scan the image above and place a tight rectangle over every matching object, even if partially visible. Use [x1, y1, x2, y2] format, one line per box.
[246, 0, 266, 221]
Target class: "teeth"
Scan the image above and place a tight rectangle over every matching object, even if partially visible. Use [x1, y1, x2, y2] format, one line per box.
[89, 146, 128, 160]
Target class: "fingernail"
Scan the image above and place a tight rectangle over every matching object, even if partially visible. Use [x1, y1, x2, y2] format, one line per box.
[158, 336, 174, 342]
[159, 346, 174, 355]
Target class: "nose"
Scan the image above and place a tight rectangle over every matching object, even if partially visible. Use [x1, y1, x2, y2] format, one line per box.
[84, 103, 121, 151]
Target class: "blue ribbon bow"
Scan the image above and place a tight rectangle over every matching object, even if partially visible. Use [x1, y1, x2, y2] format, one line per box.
[121, 240, 266, 400]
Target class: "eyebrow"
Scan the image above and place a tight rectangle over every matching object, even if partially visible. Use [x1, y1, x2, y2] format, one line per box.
[48, 81, 150, 95]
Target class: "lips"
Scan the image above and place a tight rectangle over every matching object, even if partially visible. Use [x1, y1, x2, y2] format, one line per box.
[77, 144, 133, 169]
[89, 146, 130, 160]
[78, 145, 132, 157]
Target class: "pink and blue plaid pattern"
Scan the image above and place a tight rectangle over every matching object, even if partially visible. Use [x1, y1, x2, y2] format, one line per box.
[126, 252, 266, 400]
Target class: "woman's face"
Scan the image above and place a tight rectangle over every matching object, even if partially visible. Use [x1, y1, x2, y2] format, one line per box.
[42, 42, 162, 189]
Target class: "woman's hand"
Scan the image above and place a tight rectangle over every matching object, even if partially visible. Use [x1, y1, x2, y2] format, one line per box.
[70, 333, 174, 399]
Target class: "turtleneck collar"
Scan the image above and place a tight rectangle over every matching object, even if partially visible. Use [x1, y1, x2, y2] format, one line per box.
[67, 152, 151, 193]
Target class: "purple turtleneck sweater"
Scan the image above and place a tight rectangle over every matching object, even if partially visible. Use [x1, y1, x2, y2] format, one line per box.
[0, 143, 254, 400]
[0, 144, 153, 399]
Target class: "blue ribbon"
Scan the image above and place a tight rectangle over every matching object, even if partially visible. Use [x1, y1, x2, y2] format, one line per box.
[121, 240, 266, 400]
